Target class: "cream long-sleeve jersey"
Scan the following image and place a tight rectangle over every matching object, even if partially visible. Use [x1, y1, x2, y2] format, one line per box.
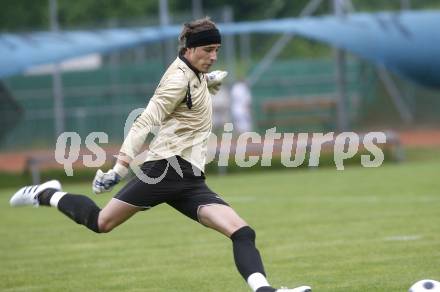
[119, 56, 213, 172]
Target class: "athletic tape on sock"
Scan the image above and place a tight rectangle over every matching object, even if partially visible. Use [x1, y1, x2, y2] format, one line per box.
[50, 192, 67, 207]
[247, 272, 270, 292]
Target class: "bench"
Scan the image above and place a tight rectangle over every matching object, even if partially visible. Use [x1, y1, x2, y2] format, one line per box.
[259, 96, 338, 130]
[26, 149, 118, 184]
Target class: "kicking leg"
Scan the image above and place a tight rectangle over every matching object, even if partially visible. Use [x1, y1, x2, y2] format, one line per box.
[44, 191, 141, 233]
[10, 180, 141, 233]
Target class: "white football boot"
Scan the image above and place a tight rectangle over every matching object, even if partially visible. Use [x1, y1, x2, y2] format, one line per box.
[9, 180, 62, 207]
[276, 286, 312, 292]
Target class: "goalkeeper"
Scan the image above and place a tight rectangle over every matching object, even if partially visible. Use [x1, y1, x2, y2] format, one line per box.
[10, 17, 311, 292]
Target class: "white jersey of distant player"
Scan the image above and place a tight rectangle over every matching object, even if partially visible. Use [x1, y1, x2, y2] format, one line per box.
[231, 81, 252, 133]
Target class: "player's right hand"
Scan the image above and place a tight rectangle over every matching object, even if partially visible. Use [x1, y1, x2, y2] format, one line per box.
[92, 169, 121, 194]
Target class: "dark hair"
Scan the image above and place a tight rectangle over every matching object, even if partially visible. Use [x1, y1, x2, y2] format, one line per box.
[178, 17, 218, 54]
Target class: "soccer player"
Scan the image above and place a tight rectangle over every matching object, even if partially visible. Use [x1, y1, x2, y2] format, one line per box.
[9, 17, 311, 292]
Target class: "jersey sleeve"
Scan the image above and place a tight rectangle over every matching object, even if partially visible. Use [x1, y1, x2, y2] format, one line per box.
[119, 70, 187, 160]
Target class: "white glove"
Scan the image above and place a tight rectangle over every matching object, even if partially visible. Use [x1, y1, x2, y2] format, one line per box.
[206, 70, 228, 95]
[92, 169, 122, 194]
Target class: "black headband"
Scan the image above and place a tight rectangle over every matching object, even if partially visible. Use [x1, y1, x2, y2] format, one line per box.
[186, 28, 221, 48]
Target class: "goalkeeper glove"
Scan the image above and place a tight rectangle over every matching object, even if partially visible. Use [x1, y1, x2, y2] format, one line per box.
[92, 164, 128, 194]
[206, 70, 228, 95]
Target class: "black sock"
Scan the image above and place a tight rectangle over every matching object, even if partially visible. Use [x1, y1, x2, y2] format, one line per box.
[37, 188, 57, 206]
[230, 226, 266, 281]
[57, 194, 101, 233]
[256, 287, 276, 292]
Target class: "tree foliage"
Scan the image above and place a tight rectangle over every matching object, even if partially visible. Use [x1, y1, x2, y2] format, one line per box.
[1, 0, 439, 32]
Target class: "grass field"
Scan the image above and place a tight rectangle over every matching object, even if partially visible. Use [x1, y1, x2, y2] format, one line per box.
[1, 152, 439, 291]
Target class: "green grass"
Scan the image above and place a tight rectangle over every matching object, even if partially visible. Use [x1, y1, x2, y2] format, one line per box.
[1, 157, 439, 291]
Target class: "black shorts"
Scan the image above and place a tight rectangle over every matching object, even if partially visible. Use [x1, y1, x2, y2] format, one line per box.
[114, 156, 229, 221]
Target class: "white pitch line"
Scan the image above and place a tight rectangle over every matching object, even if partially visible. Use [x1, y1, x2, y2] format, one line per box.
[384, 235, 422, 241]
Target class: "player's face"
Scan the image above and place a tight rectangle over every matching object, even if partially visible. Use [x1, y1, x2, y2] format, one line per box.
[186, 44, 221, 73]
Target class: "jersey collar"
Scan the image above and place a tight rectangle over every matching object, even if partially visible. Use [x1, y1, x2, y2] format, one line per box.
[178, 54, 202, 82]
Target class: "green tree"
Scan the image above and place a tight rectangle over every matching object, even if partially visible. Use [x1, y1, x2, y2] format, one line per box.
[0, 0, 49, 32]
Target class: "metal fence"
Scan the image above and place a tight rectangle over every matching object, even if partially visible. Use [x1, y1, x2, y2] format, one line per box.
[1, 53, 439, 151]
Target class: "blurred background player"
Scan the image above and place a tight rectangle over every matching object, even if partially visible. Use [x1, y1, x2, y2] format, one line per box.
[212, 86, 230, 133]
[231, 78, 253, 134]
[9, 17, 311, 292]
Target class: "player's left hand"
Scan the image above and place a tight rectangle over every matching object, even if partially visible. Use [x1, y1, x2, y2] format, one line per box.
[92, 169, 121, 194]
[207, 70, 228, 95]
